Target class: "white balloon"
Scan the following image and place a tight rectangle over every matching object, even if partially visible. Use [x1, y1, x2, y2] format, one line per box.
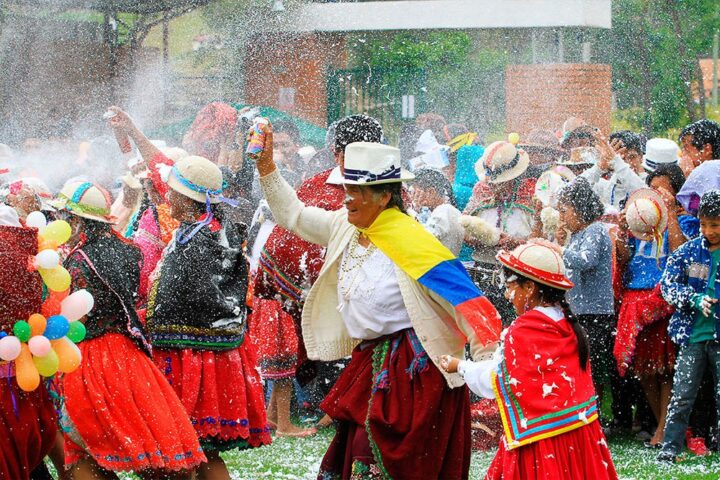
[0, 336, 22, 361]
[25, 211, 47, 231]
[35, 250, 60, 270]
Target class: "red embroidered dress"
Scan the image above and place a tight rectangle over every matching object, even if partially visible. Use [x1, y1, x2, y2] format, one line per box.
[486, 307, 617, 480]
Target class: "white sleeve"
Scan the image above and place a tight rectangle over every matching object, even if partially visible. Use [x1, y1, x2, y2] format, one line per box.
[611, 155, 646, 192]
[258, 169, 341, 247]
[425, 204, 463, 255]
[458, 354, 500, 399]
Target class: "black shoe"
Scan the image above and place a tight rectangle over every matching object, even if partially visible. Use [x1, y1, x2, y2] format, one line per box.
[644, 440, 661, 449]
[656, 451, 676, 463]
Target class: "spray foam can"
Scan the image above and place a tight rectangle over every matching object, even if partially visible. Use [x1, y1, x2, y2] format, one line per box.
[246, 117, 270, 159]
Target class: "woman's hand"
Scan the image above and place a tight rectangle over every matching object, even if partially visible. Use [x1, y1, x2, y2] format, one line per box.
[440, 355, 461, 373]
[254, 123, 277, 177]
[106, 106, 135, 134]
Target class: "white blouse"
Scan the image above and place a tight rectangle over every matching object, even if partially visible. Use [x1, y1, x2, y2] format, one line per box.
[336, 241, 412, 340]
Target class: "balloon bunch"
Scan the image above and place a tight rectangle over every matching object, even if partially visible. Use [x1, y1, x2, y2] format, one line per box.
[0, 211, 94, 391]
[26, 211, 73, 292]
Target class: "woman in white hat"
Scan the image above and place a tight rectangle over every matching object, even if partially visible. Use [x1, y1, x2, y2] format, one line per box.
[107, 107, 272, 478]
[441, 240, 618, 480]
[462, 140, 538, 325]
[614, 164, 699, 448]
[254, 123, 500, 479]
[52, 181, 205, 478]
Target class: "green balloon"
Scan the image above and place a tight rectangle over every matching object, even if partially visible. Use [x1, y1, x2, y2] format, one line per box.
[13, 321, 31, 342]
[66, 321, 86, 343]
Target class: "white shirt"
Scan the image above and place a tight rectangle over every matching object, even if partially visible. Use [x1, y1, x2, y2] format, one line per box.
[336, 242, 412, 340]
[470, 206, 534, 264]
[458, 305, 564, 398]
[581, 155, 647, 209]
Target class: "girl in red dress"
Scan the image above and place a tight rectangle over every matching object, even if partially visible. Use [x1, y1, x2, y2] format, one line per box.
[442, 240, 618, 480]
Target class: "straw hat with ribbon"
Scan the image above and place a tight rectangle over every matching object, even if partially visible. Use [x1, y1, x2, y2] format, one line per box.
[475, 140, 530, 184]
[625, 188, 669, 242]
[496, 240, 574, 291]
[51, 181, 116, 224]
[166, 155, 238, 245]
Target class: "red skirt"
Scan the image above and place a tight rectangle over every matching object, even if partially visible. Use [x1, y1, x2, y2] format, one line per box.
[485, 420, 617, 480]
[318, 329, 471, 480]
[153, 341, 272, 452]
[633, 318, 676, 377]
[614, 288, 675, 377]
[0, 376, 57, 480]
[248, 298, 299, 379]
[62, 333, 205, 472]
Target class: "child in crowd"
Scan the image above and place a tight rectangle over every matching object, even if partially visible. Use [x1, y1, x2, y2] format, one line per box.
[657, 190, 720, 462]
[614, 164, 698, 448]
[441, 240, 617, 479]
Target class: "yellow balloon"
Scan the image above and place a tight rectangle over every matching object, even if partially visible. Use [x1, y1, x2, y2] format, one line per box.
[40, 220, 72, 246]
[39, 266, 71, 292]
[16, 344, 40, 392]
[508, 132, 520, 145]
[53, 338, 82, 373]
[33, 348, 59, 377]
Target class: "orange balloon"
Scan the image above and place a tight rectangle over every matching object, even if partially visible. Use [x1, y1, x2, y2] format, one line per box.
[52, 338, 82, 374]
[28, 314, 47, 337]
[41, 289, 69, 318]
[38, 239, 58, 251]
[16, 344, 40, 391]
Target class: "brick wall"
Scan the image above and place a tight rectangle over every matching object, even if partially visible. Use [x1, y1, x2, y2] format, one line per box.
[505, 64, 612, 137]
[244, 33, 347, 127]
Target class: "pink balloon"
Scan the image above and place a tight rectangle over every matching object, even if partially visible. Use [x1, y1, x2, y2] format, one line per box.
[28, 336, 52, 357]
[60, 290, 94, 321]
[0, 336, 22, 361]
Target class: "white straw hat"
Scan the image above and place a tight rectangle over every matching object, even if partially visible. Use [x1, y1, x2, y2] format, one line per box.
[476, 141, 530, 184]
[167, 155, 225, 204]
[342, 142, 414, 185]
[51, 180, 115, 223]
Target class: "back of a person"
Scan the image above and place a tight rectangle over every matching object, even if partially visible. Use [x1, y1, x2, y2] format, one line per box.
[567, 222, 613, 315]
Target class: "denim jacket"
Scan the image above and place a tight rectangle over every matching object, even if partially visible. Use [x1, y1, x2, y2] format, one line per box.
[660, 236, 720, 345]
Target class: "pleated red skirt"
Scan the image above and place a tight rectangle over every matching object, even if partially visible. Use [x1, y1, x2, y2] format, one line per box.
[485, 420, 617, 480]
[0, 377, 57, 480]
[318, 329, 471, 480]
[153, 341, 272, 452]
[62, 333, 205, 472]
[248, 298, 299, 379]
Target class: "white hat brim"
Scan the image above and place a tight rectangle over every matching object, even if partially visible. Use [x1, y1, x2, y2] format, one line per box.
[488, 152, 530, 184]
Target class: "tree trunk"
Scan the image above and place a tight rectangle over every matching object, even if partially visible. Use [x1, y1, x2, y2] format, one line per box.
[636, 0, 654, 134]
[695, 55, 707, 118]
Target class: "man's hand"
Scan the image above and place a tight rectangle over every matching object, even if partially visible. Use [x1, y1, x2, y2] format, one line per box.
[594, 130, 617, 172]
[695, 294, 718, 317]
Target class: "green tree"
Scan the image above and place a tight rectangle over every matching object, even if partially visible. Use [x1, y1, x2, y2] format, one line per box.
[597, 0, 720, 134]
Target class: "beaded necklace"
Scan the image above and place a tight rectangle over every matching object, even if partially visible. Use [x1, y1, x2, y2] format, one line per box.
[337, 230, 377, 311]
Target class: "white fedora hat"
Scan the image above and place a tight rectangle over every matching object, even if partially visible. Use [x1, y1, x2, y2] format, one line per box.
[643, 138, 680, 172]
[342, 142, 414, 185]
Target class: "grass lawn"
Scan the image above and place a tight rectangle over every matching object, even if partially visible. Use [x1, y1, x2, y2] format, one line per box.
[221, 429, 720, 480]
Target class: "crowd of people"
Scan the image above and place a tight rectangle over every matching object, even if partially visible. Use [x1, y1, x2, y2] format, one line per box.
[0, 100, 719, 480]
